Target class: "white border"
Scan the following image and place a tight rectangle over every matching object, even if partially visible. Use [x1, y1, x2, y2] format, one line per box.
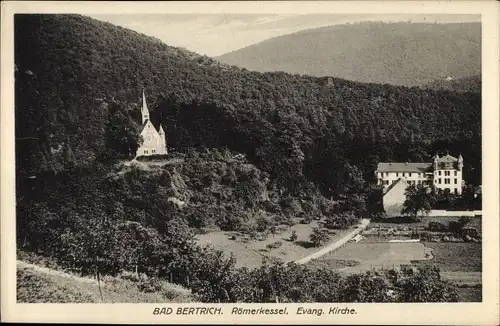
[1, 1, 499, 325]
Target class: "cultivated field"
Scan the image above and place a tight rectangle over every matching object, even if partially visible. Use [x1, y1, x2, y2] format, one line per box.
[196, 218, 357, 269]
[310, 242, 432, 273]
[307, 216, 483, 302]
[369, 216, 482, 233]
[411, 242, 482, 272]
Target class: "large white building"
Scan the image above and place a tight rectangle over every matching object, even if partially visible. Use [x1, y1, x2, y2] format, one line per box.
[376, 153, 464, 195]
[135, 90, 168, 157]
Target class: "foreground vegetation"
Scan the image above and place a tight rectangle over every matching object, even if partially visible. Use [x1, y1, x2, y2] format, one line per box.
[17, 260, 193, 303]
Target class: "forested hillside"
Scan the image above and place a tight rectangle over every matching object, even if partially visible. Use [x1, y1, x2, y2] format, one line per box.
[15, 14, 481, 193]
[216, 21, 481, 86]
[422, 75, 481, 93]
[14, 14, 480, 303]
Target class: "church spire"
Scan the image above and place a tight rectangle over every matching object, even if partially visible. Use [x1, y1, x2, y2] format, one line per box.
[141, 89, 150, 124]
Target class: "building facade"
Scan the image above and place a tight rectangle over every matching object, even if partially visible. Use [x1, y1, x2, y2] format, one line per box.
[376, 154, 464, 195]
[135, 90, 168, 157]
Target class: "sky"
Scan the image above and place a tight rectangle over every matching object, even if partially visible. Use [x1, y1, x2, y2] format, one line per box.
[89, 14, 480, 57]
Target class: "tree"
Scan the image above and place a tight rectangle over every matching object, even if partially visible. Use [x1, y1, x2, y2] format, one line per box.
[448, 216, 471, 234]
[104, 101, 142, 159]
[401, 184, 435, 219]
[342, 272, 390, 302]
[324, 212, 358, 230]
[309, 227, 329, 247]
[58, 213, 123, 302]
[393, 266, 459, 302]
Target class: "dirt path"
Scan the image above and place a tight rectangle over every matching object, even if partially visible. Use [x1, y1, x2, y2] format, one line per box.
[17, 260, 103, 285]
[295, 218, 370, 265]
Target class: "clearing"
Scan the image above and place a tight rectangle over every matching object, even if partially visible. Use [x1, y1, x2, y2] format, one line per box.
[196, 218, 359, 269]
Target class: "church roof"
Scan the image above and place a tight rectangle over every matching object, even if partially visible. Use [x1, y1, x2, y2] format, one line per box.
[376, 162, 432, 173]
[438, 154, 458, 163]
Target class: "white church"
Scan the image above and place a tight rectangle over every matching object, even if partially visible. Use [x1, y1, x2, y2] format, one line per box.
[135, 90, 168, 157]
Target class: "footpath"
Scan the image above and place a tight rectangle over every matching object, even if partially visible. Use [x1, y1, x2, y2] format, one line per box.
[295, 218, 370, 265]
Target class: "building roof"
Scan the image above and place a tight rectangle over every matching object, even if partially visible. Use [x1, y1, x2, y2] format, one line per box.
[438, 154, 458, 163]
[384, 178, 408, 196]
[376, 162, 432, 173]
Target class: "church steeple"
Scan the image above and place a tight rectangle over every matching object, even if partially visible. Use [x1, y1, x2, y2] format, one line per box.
[141, 89, 150, 124]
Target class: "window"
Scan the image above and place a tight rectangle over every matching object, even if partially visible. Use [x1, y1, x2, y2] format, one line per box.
[454, 171, 457, 176]
[396, 173, 399, 177]
[144, 150, 148, 154]
[409, 173, 412, 177]
[454, 179, 457, 184]
[438, 178, 442, 184]
[385, 180, 390, 185]
[402, 173, 405, 177]
[444, 179, 450, 184]
[438, 171, 442, 176]
[152, 149, 156, 154]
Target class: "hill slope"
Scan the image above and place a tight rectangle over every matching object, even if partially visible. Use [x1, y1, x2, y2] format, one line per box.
[15, 14, 481, 195]
[216, 22, 481, 86]
[422, 75, 481, 93]
[17, 258, 193, 303]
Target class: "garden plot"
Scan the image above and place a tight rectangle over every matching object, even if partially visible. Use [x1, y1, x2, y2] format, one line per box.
[314, 242, 432, 274]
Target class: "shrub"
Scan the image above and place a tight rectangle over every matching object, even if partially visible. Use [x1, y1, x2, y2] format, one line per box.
[266, 241, 283, 250]
[136, 154, 169, 162]
[300, 215, 313, 224]
[310, 227, 329, 247]
[324, 212, 358, 230]
[427, 221, 447, 232]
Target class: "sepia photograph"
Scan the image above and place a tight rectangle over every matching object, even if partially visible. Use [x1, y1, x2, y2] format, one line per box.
[1, 1, 499, 325]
